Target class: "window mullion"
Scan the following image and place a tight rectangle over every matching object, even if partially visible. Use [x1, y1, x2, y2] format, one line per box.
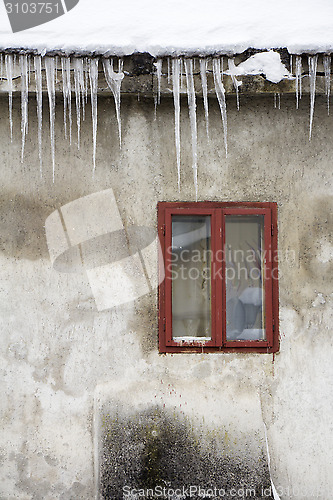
[263, 208, 274, 346]
[214, 209, 224, 347]
[221, 209, 227, 347]
[164, 209, 173, 347]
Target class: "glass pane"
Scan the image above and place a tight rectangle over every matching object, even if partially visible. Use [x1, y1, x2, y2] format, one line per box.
[225, 215, 266, 341]
[171, 215, 211, 339]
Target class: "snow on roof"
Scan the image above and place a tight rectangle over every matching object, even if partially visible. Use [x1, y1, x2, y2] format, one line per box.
[226, 51, 291, 84]
[1, 0, 333, 56]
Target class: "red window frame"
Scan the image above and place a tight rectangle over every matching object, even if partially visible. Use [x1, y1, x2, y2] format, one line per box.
[158, 202, 279, 353]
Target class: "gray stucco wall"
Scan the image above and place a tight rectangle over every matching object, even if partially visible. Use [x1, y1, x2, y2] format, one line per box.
[0, 91, 332, 499]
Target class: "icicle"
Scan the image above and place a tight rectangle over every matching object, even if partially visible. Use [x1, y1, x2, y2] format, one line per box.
[55, 56, 58, 82]
[74, 58, 86, 122]
[102, 58, 124, 147]
[81, 59, 87, 121]
[153, 58, 158, 117]
[20, 54, 29, 162]
[27, 56, 31, 85]
[61, 57, 68, 140]
[199, 58, 209, 139]
[61, 57, 72, 142]
[274, 92, 281, 109]
[45, 57, 56, 181]
[61, 57, 72, 144]
[323, 55, 331, 116]
[308, 55, 318, 140]
[184, 58, 198, 198]
[295, 55, 302, 109]
[84, 57, 89, 103]
[273, 93, 281, 109]
[180, 57, 185, 91]
[172, 58, 181, 189]
[34, 55, 43, 175]
[89, 58, 99, 174]
[154, 96, 157, 120]
[167, 58, 171, 84]
[73, 58, 83, 148]
[0, 53, 3, 81]
[228, 58, 240, 111]
[5, 54, 14, 141]
[212, 58, 228, 157]
[155, 59, 162, 105]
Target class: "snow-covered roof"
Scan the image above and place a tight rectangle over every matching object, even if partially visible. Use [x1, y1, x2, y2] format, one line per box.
[1, 0, 333, 56]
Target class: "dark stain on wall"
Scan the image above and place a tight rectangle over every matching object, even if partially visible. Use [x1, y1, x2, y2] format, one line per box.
[0, 193, 51, 260]
[100, 405, 272, 499]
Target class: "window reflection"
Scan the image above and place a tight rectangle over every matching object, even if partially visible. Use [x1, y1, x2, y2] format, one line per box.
[225, 215, 266, 341]
[171, 216, 211, 339]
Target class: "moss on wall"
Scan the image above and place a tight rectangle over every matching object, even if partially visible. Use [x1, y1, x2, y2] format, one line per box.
[100, 405, 272, 499]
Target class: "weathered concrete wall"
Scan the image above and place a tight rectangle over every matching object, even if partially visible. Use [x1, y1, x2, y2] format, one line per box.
[0, 90, 332, 499]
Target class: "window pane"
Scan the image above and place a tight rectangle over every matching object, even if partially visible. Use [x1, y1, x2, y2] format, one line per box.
[171, 215, 211, 339]
[225, 215, 266, 341]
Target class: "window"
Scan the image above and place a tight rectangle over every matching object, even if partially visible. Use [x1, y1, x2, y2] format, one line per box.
[158, 202, 279, 353]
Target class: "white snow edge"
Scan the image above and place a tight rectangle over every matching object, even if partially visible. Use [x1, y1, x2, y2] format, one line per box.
[226, 51, 292, 84]
[1, 0, 333, 57]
